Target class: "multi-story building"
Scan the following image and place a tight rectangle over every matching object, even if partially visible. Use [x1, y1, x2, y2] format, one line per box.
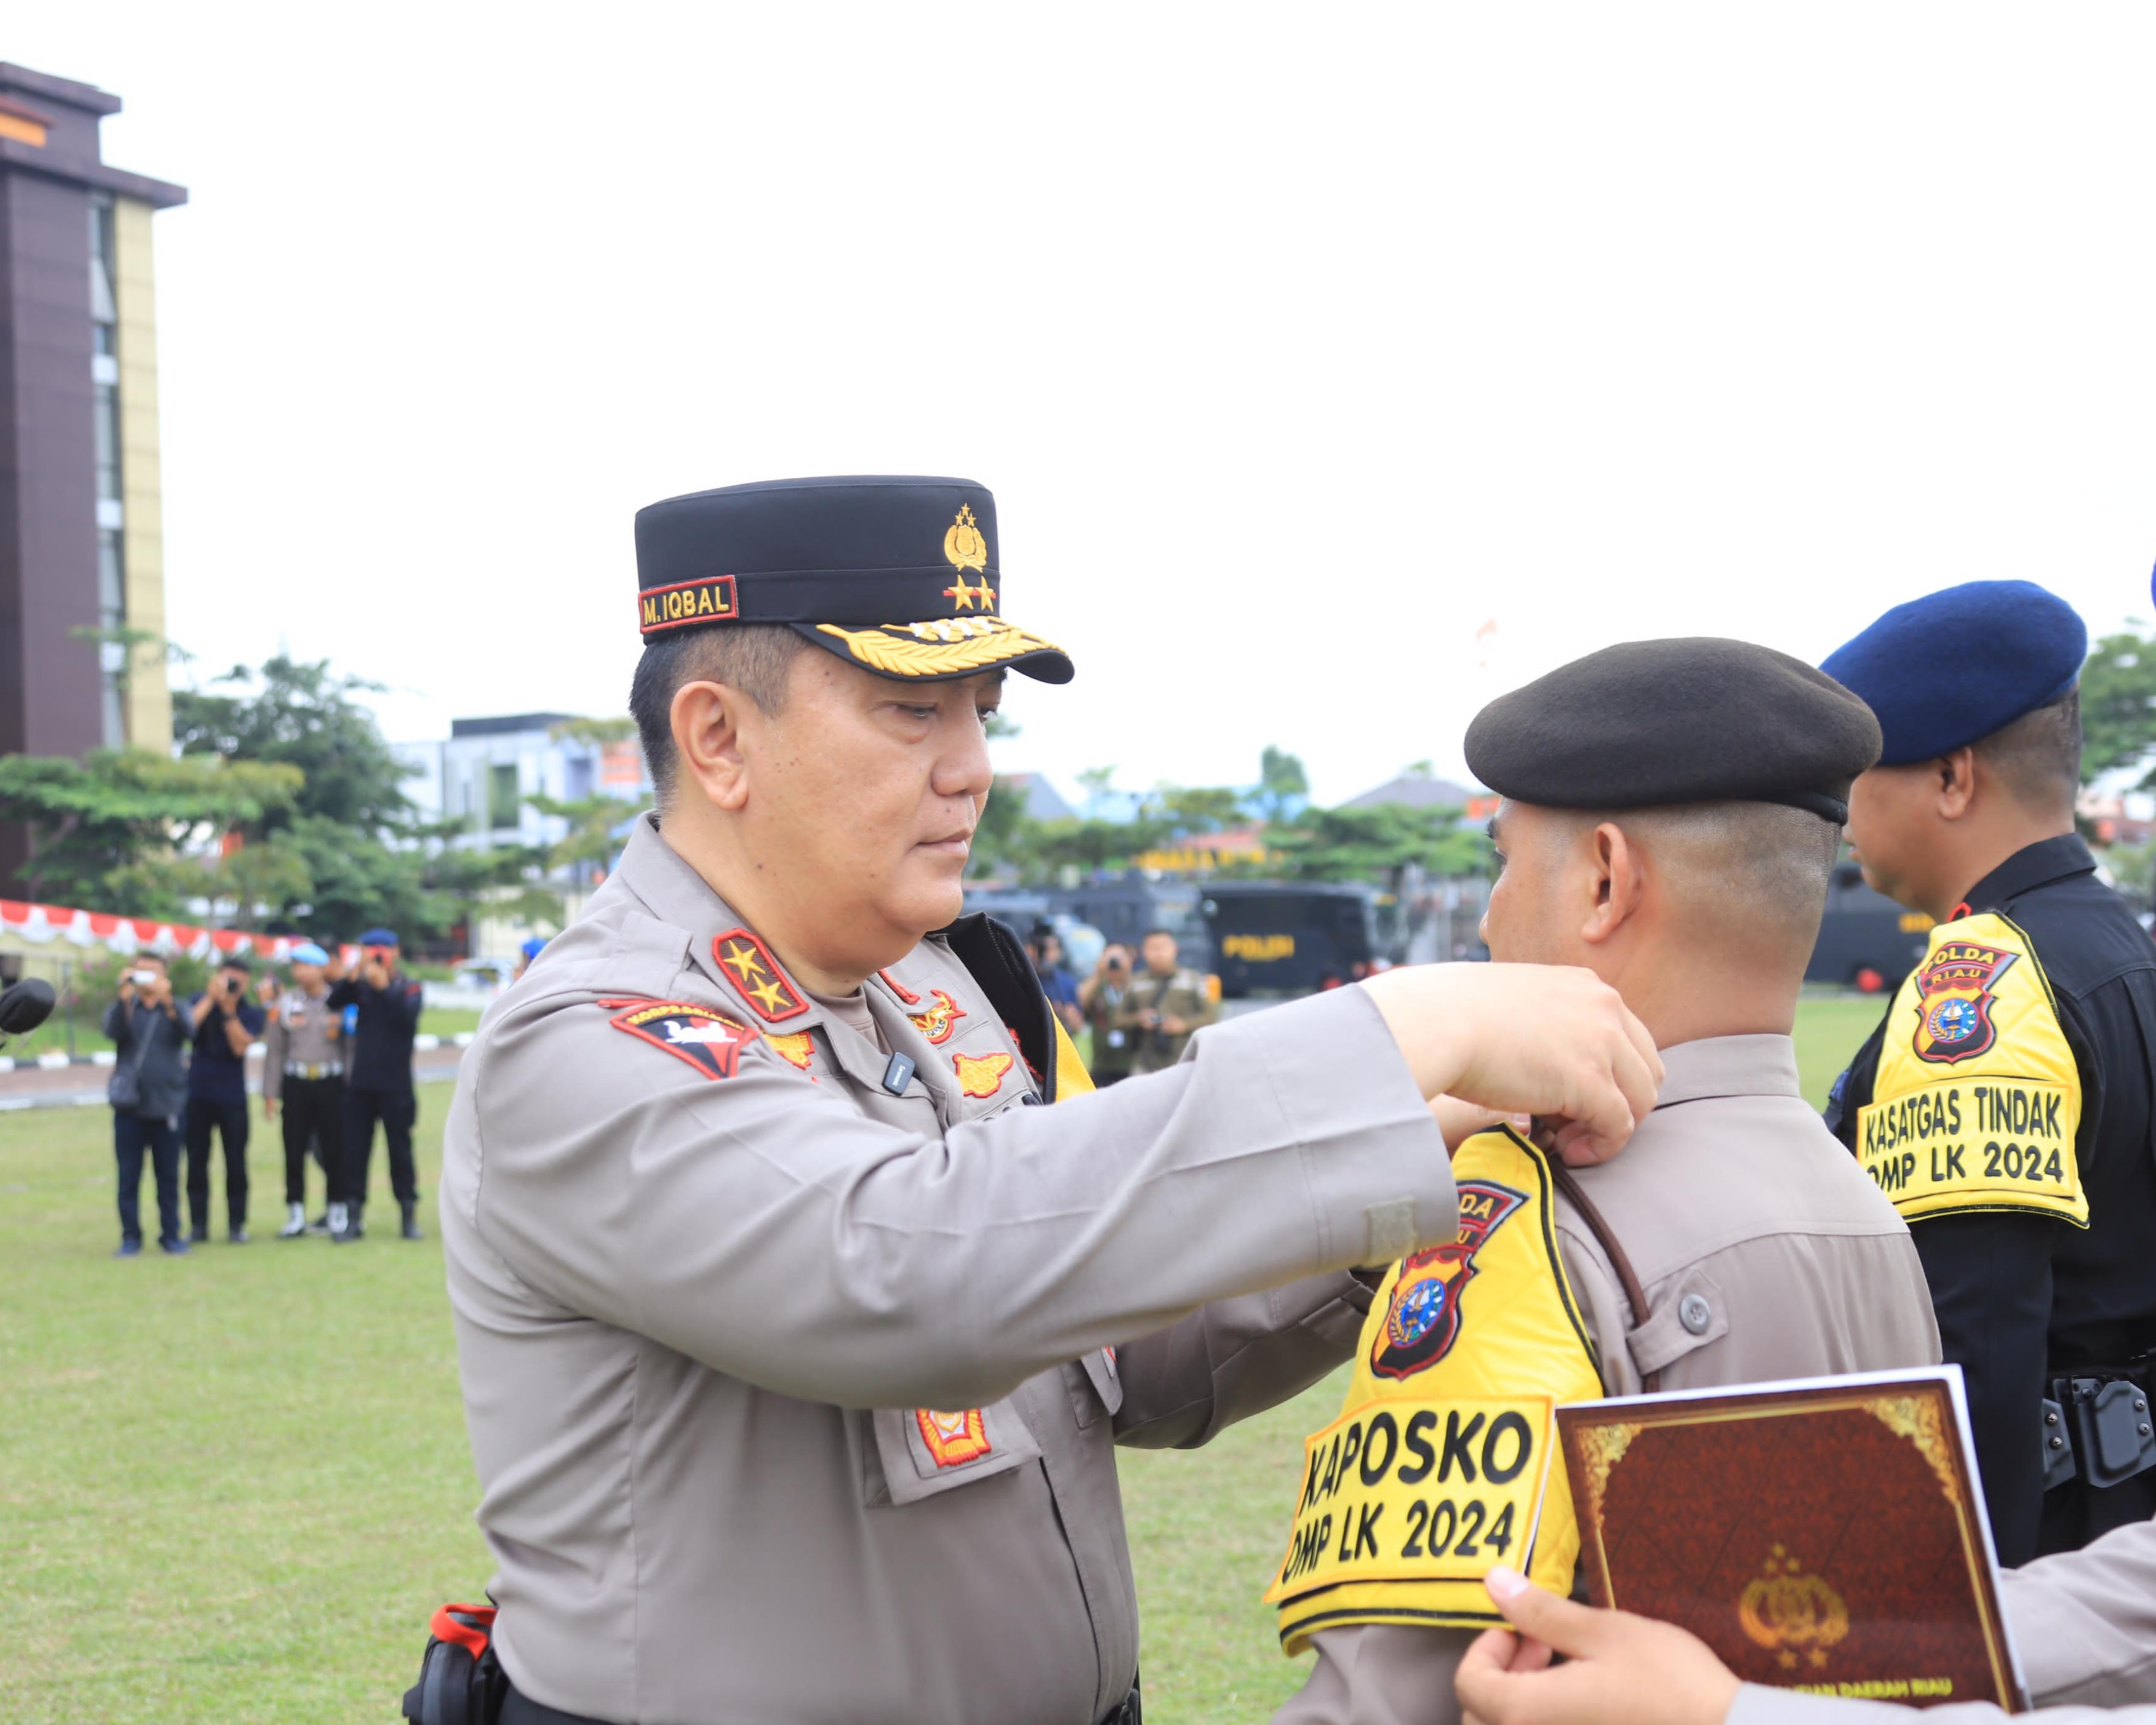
[0, 63, 186, 882]
[393, 714, 652, 960]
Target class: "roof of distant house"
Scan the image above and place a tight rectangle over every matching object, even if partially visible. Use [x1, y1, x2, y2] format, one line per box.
[999, 772, 1074, 822]
[450, 713, 582, 739]
[1339, 772, 1480, 811]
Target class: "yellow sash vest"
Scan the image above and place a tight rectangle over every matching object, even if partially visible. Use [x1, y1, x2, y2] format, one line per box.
[1267, 1127, 1603, 1651]
[1858, 912, 2086, 1227]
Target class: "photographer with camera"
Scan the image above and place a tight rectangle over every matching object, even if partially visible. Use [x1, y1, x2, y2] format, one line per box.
[104, 953, 190, 1257]
[1079, 942, 1138, 1085]
[183, 954, 266, 1244]
[1116, 926, 1218, 1075]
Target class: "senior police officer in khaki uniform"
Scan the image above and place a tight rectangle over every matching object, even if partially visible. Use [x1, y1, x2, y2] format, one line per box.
[1265, 641, 1941, 1725]
[433, 477, 1663, 1725]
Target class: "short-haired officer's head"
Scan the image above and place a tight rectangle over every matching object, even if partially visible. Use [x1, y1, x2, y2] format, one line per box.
[1466, 638, 1881, 1046]
[624, 477, 1072, 987]
[1822, 581, 2085, 920]
[1139, 930, 1179, 975]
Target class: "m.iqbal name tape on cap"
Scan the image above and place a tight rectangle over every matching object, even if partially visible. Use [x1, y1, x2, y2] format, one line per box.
[631, 475, 1074, 685]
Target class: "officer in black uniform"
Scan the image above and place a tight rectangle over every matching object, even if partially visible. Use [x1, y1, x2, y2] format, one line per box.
[1821, 579, 2156, 1564]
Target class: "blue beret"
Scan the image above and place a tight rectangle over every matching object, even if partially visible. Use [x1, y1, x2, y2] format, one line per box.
[1820, 581, 2086, 767]
[289, 941, 329, 966]
[520, 937, 548, 961]
[358, 927, 400, 948]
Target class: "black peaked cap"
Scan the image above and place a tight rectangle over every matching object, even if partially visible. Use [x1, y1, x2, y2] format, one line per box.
[633, 475, 1073, 684]
[1464, 638, 1882, 822]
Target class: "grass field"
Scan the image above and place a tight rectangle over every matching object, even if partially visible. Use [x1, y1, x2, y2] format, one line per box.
[0, 992, 1885, 1721]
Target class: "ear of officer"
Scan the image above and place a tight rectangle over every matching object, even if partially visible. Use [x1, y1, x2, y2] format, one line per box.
[435, 477, 1654, 1725]
[1820, 580, 2156, 1568]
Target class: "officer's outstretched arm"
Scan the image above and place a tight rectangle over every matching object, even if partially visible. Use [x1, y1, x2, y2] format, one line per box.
[454, 983, 1449, 1413]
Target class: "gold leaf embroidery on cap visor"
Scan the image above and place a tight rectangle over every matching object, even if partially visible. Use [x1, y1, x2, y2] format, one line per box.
[815, 619, 1064, 678]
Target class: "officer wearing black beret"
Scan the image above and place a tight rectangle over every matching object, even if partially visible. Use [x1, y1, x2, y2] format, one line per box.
[415, 476, 1663, 1725]
[1820, 579, 2156, 1564]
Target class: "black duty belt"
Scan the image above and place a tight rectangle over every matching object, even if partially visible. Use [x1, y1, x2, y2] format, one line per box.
[2042, 1358, 2156, 1492]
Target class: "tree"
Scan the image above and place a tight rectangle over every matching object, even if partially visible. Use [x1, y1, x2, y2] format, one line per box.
[1267, 802, 1489, 887]
[173, 655, 417, 832]
[0, 750, 302, 911]
[1255, 745, 1310, 822]
[2078, 628, 2156, 788]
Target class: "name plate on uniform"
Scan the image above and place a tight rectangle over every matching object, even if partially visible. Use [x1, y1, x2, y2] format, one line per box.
[1264, 1395, 1556, 1604]
[1557, 1369, 2025, 1712]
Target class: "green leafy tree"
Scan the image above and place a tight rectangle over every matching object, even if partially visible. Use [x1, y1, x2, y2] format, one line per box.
[2078, 628, 2156, 788]
[0, 750, 301, 910]
[173, 655, 417, 832]
[1255, 745, 1310, 822]
[1266, 802, 1489, 888]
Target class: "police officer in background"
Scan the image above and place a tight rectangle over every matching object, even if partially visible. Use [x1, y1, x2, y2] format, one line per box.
[1120, 925, 1218, 1073]
[429, 475, 1662, 1725]
[1821, 580, 2156, 1563]
[326, 929, 426, 1243]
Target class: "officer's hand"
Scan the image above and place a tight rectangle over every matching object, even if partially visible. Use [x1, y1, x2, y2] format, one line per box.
[1432, 1097, 1529, 1150]
[262, 1097, 277, 1121]
[1456, 1568, 1739, 1725]
[1360, 965, 1660, 1166]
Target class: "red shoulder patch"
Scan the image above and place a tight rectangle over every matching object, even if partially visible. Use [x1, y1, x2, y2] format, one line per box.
[711, 928, 809, 1023]
[609, 999, 760, 1080]
[877, 967, 922, 1006]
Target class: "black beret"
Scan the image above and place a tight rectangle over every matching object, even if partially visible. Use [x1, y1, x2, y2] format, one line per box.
[633, 475, 1073, 684]
[1820, 580, 2084, 766]
[1464, 638, 1882, 823]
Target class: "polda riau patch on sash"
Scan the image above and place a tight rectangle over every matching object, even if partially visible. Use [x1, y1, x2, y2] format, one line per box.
[712, 928, 809, 1022]
[607, 999, 759, 1080]
[638, 576, 740, 637]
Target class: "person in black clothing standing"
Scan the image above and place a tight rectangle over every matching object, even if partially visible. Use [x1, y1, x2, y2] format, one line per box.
[327, 927, 426, 1242]
[1821, 580, 2156, 1564]
[183, 954, 267, 1243]
[104, 952, 192, 1257]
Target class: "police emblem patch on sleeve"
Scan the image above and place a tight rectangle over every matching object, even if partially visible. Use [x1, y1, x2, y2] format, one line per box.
[1911, 940, 2018, 1064]
[952, 1049, 1013, 1099]
[908, 989, 966, 1045]
[712, 928, 809, 1023]
[609, 1001, 760, 1080]
[1370, 1180, 1528, 1381]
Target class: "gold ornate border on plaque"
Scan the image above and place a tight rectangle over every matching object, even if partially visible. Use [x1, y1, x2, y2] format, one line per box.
[1573, 1421, 1641, 1528]
[1865, 1394, 1960, 1506]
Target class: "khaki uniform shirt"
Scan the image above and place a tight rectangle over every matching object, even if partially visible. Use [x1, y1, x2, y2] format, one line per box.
[1274, 1035, 1943, 1725]
[1118, 964, 1220, 1074]
[1731, 1509, 2156, 1721]
[260, 987, 341, 1102]
[442, 817, 1455, 1725]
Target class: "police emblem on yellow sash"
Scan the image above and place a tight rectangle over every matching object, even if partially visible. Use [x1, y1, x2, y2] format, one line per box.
[1266, 1128, 1603, 1650]
[1858, 911, 2086, 1226]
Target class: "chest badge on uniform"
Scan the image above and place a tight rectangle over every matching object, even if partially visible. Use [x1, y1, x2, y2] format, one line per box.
[1371, 1179, 1527, 1381]
[1910, 939, 2018, 1064]
[908, 989, 966, 1045]
[952, 1049, 1013, 1099]
[712, 928, 808, 1023]
[764, 1032, 815, 1071]
[609, 1000, 759, 1080]
[915, 1406, 992, 1468]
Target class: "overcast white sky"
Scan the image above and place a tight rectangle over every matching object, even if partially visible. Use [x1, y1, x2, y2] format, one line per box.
[12, 4, 2155, 806]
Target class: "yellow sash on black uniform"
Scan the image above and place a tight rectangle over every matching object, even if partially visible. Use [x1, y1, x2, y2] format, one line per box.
[1265, 1128, 1603, 1651]
[1858, 911, 2086, 1227]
